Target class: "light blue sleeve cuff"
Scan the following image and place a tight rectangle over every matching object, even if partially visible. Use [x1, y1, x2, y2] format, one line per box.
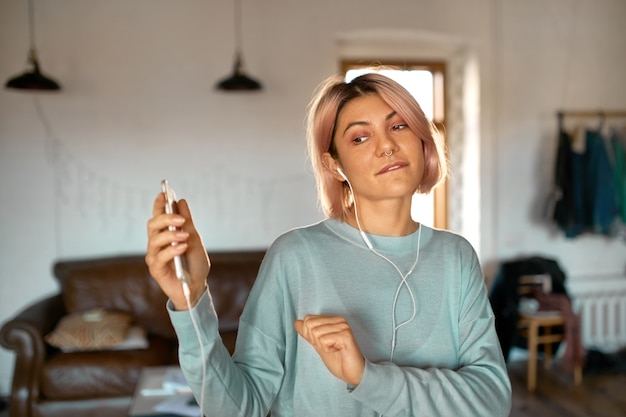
[167, 291, 219, 349]
[349, 360, 403, 413]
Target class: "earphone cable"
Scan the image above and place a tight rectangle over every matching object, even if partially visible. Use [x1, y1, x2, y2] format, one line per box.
[345, 175, 421, 363]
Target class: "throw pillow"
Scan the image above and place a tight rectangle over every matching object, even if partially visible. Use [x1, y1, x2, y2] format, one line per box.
[46, 308, 133, 352]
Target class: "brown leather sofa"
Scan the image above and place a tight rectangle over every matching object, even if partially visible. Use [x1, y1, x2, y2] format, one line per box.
[0, 250, 265, 417]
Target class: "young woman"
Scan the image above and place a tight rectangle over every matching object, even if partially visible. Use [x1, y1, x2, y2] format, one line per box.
[146, 72, 511, 417]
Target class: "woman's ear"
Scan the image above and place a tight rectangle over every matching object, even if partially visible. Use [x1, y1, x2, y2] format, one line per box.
[322, 152, 345, 182]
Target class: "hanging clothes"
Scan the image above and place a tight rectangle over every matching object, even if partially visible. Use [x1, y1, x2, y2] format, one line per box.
[586, 129, 618, 234]
[551, 128, 581, 237]
[611, 128, 626, 224]
[550, 123, 620, 238]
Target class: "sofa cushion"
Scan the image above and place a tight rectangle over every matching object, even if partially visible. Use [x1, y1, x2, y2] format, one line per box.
[45, 309, 133, 352]
[41, 335, 177, 400]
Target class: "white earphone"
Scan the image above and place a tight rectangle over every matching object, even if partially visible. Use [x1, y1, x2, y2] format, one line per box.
[337, 167, 348, 181]
[337, 167, 374, 250]
[335, 165, 421, 362]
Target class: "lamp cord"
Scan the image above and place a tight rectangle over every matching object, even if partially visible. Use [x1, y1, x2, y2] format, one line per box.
[234, 0, 242, 55]
[27, 0, 36, 51]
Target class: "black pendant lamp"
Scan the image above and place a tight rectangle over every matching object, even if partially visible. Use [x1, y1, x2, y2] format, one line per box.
[216, 0, 262, 91]
[5, 0, 61, 92]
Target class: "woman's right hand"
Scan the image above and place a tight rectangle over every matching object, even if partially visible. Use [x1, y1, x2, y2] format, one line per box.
[146, 192, 210, 310]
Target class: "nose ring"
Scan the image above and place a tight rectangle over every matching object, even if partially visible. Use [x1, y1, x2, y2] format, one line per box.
[384, 150, 393, 157]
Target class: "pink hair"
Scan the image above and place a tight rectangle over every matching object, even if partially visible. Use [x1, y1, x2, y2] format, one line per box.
[306, 71, 448, 219]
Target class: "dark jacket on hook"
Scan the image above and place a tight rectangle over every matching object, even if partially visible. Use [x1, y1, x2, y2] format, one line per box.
[551, 129, 579, 236]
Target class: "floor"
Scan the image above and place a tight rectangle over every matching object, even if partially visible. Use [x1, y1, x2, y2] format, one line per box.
[508, 359, 626, 417]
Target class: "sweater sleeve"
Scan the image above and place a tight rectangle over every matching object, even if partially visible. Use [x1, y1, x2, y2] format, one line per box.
[168, 291, 283, 417]
[349, 256, 512, 416]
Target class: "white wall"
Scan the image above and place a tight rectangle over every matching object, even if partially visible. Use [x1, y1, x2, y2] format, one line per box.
[1, 0, 625, 395]
[491, 0, 626, 278]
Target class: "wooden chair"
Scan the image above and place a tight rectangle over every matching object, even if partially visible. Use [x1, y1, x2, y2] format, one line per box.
[516, 274, 583, 392]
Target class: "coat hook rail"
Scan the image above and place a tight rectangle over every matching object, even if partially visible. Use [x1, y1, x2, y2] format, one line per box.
[557, 110, 626, 119]
[557, 110, 626, 131]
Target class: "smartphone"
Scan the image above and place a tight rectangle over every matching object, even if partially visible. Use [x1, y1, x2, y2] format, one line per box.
[161, 180, 191, 287]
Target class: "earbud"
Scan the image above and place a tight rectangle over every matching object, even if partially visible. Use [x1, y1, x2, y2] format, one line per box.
[337, 167, 348, 181]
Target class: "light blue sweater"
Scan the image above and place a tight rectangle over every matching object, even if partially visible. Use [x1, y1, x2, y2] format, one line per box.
[169, 219, 511, 417]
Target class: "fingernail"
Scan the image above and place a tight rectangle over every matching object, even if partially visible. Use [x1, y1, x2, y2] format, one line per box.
[172, 217, 185, 225]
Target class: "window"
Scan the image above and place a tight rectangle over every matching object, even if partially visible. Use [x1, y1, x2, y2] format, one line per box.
[341, 61, 447, 229]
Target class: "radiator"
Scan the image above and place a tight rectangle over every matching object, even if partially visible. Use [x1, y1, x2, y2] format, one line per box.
[568, 276, 626, 352]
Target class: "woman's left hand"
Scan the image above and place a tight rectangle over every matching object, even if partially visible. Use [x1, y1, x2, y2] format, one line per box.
[294, 315, 365, 386]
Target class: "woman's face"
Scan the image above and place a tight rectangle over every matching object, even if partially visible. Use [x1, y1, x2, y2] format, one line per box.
[328, 93, 425, 204]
